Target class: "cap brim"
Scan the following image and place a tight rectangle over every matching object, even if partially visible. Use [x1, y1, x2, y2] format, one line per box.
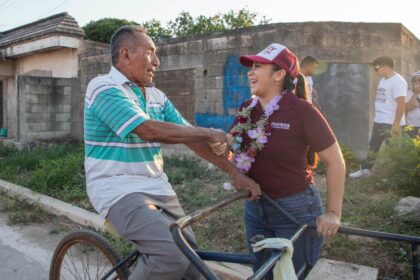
[239, 55, 272, 67]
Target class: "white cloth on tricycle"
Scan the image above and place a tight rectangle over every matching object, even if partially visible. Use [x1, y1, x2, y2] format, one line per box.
[252, 238, 297, 280]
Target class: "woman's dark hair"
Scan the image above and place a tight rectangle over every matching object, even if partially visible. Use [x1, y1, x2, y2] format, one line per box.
[272, 64, 318, 167]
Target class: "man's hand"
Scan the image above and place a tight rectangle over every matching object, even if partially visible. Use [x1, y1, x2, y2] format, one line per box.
[391, 124, 401, 136]
[230, 172, 261, 200]
[207, 128, 227, 144]
[316, 212, 341, 238]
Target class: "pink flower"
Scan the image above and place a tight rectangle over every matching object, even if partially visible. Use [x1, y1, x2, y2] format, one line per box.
[223, 182, 233, 190]
[247, 128, 267, 144]
[256, 135, 268, 144]
[264, 95, 281, 116]
[247, 127, 264, 139]
[234, 152, 255, 172]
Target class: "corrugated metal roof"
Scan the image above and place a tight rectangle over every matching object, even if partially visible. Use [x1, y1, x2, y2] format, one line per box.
[0, 12, 84, 48]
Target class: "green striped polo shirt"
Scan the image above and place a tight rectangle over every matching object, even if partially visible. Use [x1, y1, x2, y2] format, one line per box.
[84, 66, 189, 217]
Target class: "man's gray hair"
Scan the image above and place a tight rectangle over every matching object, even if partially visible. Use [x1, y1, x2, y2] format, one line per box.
[110, 25, 146, 65]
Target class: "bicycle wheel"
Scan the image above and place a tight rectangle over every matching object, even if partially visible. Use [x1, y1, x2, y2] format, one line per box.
[50, 230, 129, 280]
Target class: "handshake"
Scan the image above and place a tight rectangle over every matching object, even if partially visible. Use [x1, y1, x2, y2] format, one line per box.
[206, 128, 233, 157]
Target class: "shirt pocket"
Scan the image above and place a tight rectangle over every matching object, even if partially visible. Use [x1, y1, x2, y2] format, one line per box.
[148, 105, 165, 121]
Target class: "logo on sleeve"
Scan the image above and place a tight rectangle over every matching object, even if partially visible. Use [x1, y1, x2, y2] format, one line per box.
[271, 122, 290, 130]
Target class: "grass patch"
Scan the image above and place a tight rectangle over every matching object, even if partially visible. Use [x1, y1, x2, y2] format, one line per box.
[320, 177, 420, 279]
[0, 191, 54, 225]
[0, 142, 418, 278]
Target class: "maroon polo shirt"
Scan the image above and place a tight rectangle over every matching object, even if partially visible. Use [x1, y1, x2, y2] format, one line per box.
[231, 92, 336, 199]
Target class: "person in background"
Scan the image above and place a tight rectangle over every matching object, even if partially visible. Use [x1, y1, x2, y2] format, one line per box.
[406, 71, 420, 138]
[300, 56, 320, 108]
[349, 56, 407, 178]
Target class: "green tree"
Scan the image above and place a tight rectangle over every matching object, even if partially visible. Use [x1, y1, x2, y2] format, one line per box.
[142, 19, 172, 41]
[223, 8, 257, 29]
[83, 9, 271, 43]
[167, 9, 271, 38]
[82, 18, 139, 43]
[167, 11, 195, 37]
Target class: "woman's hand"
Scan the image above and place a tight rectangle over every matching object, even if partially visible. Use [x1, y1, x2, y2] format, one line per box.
[231, 171, 261, 200]
[208, 133, 233, 157]
[208, 142, 228, 156]
[316, 212, 341, 238]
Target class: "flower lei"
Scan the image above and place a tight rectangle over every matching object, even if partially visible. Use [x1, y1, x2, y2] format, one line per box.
[223, 93, 283, 190]
[229, 94, 282, 171]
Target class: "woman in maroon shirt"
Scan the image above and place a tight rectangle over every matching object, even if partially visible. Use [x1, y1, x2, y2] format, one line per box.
[222, 43, 346, 278]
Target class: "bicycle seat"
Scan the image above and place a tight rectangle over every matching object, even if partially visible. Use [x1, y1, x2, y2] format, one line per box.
[104, 219, 120, 237]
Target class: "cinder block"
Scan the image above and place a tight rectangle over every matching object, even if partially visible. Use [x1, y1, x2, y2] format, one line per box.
[239, 35, 253, 48]
[215, 101, 224, 115]
[62, 105, 71, 113]
[207, 37, 228, 51]
[196, 101, 212, 114]
[26, 95, 39, 104]
[28, 104, 44, 113]
[216, 50, 229, 63]
[28, 123, 48, 132]
[57, 122, 71, 131]
[186, 40, 204, 54]
[215, 76, 224, 89]
[207, 64, 224, 77]
[63, 87, 72, 96]
[36, 131, 58, 139]
[56, 113, 71, 122]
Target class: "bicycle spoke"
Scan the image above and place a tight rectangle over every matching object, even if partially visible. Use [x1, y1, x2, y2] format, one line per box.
[51, 231, 125, 280]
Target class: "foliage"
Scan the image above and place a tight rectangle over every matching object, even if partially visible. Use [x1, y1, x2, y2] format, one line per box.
[0, 192, 54, 225]
[316, 143, 360, 175]
[142, 19, 171, 41]
[1, 143, 419, 277]
[373, 134, 420, 196]
[82, 18, 139, 43]
[166, 9, 270, 38]
[0, 142, 88, 208]
[319, 178, 419, 279]
[30, 152, 87, 204]
[83, 9, 271, 43]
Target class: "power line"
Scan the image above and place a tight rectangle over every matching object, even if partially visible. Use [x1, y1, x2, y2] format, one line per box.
[34, 0, 69, 20]
[0, 0, 13, 9]
[0, 0, 69, 30]
[0, 0, 22, 12]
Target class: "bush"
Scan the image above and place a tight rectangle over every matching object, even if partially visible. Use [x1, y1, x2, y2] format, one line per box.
[373, 134, 420, 196]
[316, 144, 360, 175]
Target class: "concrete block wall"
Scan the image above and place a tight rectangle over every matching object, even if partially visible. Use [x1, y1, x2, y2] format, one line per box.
[76, 40, 111, 139]
[156, 21, 420, 156]
[18, 76, 77, 141]
[154, 68, 195, 124]
[66, 22, 419, 156]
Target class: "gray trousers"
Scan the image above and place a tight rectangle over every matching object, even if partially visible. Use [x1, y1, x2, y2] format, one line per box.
[107, 192, 201, 280]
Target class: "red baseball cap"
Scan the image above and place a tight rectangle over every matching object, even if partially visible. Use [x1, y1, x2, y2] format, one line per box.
[240, 43, 300, 79]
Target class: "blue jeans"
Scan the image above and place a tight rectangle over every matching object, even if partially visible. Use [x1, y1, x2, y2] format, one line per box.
[244, 184, 324, 280]
[362, 122, 392, 170]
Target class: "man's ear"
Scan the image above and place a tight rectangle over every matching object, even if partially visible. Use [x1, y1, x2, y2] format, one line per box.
[119, 47, 130, 64]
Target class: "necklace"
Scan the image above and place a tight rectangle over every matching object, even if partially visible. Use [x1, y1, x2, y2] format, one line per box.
[229, 92, 284, 173]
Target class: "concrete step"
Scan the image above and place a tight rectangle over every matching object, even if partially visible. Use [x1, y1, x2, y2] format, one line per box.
[305, 258, 378, 280]
[206, 261, 253, 280]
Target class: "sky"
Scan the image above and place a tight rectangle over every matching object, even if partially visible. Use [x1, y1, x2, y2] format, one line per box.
[0, 0, 419, 39]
